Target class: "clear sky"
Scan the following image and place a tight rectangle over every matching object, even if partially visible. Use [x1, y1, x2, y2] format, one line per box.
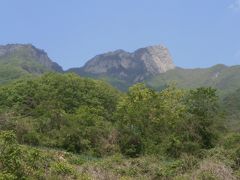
[1, 0, 240, 69]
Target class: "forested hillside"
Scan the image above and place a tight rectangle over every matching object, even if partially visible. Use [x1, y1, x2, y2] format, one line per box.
[0, 44, 62, 84]
[1, 73, 240, 179]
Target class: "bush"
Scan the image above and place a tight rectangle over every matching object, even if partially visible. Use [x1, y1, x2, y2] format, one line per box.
[165, 136, 183, 158]
[51, 162, 75, 176]
[0, 173, 16, 180]
[62, 131, 89, 153]
[235, 147, 240, 168]
[22, 132, 40, 146]
[119, 134, 143, 158]
[0, 131, 24, 178]
[223, 133, 240, 149]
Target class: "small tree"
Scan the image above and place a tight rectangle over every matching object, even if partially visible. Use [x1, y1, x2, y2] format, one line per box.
[0, 131, 23, 178]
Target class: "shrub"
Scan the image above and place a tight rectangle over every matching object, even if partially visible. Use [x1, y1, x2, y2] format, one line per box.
[165, 136, 183, 158]
[0, 172, 16, 180]
[22, 131, 40, 146]
[119, 134, 143, 158]
[51, 162, 75, 176]
[223, 133, 240, 149]
[0, 131, 24, 178]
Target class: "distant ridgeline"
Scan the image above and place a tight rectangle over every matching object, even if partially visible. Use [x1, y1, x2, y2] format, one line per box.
[0, 44, 62, 84]
[1, 43, 240, 96]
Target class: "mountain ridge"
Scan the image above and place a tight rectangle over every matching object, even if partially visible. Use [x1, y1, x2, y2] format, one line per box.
[0, 44, 63, 84]
[1, 43, 240, 95]
[68, 44, 175, 83]
[0, 44, 63, 72]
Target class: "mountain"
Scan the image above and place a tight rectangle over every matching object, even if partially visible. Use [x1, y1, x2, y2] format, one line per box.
[1, 43, 240, 96]
[0, 44, 63, 84]
[146, 64, 240, 96]
[68, 45, 175, 89]
[68, 45, 240, 94]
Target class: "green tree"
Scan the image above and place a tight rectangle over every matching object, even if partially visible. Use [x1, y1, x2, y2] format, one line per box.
[0, 131, 23, 178]
[184, 87, 219, 148]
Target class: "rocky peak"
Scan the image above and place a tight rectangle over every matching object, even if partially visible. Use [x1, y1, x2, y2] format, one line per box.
[133, 45, 175, 74]
[79, 45, 175, 82]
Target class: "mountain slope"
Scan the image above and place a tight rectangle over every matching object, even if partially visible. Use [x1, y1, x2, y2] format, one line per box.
[147, 64, 240, 96]
[68, 45, 175, 89]
[0, 44, 63, 84]
[68, 45, 240, 93]
[1, 43, 240, 96]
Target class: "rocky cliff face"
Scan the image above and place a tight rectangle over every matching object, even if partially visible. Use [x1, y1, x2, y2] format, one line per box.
[0, 44, 63, 72]
[70, 45, 175, 83]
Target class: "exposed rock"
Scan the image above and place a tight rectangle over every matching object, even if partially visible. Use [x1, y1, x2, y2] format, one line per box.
[70, 45, 175, 83]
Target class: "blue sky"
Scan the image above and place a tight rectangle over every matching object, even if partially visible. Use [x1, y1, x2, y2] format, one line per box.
[1, 0, 240, 69]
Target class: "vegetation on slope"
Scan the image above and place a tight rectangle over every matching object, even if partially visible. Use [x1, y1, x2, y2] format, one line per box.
[222, 88, 240, 131]
[0, 44, 62, 84]
[0, 73, 240, 179]
[147, 65, 240, 96]
[1, 130, 240, 180]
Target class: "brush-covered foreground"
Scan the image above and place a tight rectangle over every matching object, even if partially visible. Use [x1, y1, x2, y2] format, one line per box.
[0, 131, 240, 180]
[1, 73, 240, 179]
[1, 130, 240, 180]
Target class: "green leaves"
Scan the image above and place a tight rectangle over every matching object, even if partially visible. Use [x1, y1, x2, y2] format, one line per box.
[116, 85, 220, 157]
[0, 73, 222, 159]
[0, 131, 23, 178]
[0, 73, 119, 155]
[186, 87, 219, 118]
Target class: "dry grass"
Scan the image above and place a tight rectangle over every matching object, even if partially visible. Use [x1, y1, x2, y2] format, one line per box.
[192, 160, 236, 180]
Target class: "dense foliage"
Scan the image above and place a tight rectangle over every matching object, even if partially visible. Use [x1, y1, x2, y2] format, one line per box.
[0, 73, 240, 179]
